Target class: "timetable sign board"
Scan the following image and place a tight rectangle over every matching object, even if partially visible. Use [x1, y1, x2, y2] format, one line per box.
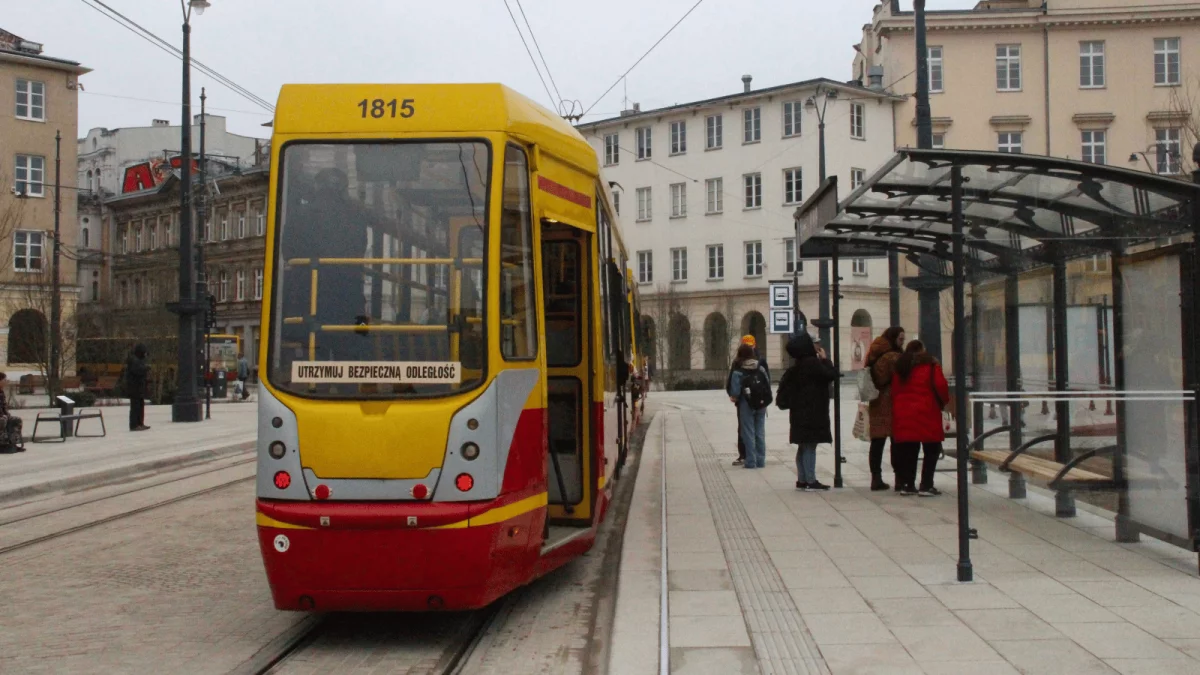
[769, 283, 793, 310]
[769, 310, 794, 335]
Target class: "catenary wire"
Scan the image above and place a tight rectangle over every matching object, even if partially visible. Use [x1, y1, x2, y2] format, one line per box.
[513, 0, 564, 110]
[501, 0, 558, 111]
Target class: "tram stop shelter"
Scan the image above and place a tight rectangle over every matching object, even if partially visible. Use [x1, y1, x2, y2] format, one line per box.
[795, 147, 1200, 582]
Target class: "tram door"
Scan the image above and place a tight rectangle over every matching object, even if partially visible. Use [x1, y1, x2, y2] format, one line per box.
[541, 221, 594, 529]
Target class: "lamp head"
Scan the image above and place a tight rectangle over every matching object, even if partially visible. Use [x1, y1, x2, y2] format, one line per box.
[190, 0, 211, 15]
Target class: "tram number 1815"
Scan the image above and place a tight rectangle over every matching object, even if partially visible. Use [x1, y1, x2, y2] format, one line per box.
[357, 98, 416, 119]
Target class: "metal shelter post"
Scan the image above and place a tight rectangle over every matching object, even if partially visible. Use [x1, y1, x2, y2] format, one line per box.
[832, 244, 843, 489]
[969, 282, 987, 484]
[1052, 257, 1076, 518]
[1004, 274, 1026, 497]
[951, 165, 973, 582]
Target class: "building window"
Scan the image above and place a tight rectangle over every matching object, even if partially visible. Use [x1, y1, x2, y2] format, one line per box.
[167, 216, 175, 246]
[236, 269, 246, 301]
[636, 127, 652, 160]
[744, 241, 763, 277]
[932, 133, 946, 149]
[15, 154, 45, 197]
[998, 132, 1023, 154]
[135, 225, 143, 252]
[852, 259, 868, 276]
[996, 44, 1022, 91]
[743, 107, 761, 143]
[670, 183, 687, 217]
[705, 178, 723, 214]
[220, 215, 230, 240]
[148, 223, 158, 249]
[91, 281, 99, 301]
[613, 191, 620, 216]
[219, 271, 230, 302]
[707, 244, 724, 280]
[82, 228, 89, 249]
[237, 213, 246, 238]
[254, 268, 264, 300]
[637, 250, 653, 284]
[670, 121, 687, 155]
[1080, 41, 1105, 88]
[706, 114, 723, 149]
[785, 238, 802, 275]
[15, 79, 45, 121]
[743, 173, 762, 209]
[203, 218, 212, 242]
[604, 133, 620, 166]
[1157, 128, 1182, 174]
[255, 211, 265, 236]
[1081, 130, 1106, 164]
[1155, 38, 1181, 86]
[783, 101, 802, 137]
[119, 226, 128, 254]
[929, 46, 944, 92]
[636, 187, 652, 221]
[784, 168, 803, 205]
[13, 231, 44, 272]
[671, 247, 688, 282]
[850, 168, 866, 190]
[850, 103, 865, 139]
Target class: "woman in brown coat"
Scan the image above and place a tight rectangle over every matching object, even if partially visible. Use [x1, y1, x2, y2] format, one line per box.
[865, 327, 905, 491]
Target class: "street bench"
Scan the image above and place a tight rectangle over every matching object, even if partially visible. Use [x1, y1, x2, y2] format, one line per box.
[18, 375, 45, 395]
[85, 376, 120, 396]
[966, 426, 1120, 496]
[31, 408, 107, 443]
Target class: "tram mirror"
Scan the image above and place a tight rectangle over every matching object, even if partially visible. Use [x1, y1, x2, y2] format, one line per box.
[354, 144, 421, 183]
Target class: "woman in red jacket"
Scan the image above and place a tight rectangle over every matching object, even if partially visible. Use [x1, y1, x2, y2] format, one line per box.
[890, 340, 949, 496]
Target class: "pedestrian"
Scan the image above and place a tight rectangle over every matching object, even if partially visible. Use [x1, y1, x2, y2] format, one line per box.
[237, 352, 251, 400]
[727, 335, 769, 466]
[0, 373, 24, 453]
[727, 343, 771, 469]
[890, 340, 949, 496]
[121, 343, 151, 432]
[777, 332, 835, 491]
[865, 327, 905, 491]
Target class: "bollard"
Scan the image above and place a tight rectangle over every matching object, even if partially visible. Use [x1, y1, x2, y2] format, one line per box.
[55, 395, 75, 438]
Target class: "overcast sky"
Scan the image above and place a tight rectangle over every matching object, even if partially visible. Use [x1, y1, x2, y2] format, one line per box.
[12, 0, 967, 140]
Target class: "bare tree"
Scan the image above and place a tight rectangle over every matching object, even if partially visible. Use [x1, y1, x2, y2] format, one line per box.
[1166, 77, 1199, 176]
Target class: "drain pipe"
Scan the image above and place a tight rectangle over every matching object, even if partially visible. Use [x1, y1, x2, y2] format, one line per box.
[1043, 2, 1051, 155]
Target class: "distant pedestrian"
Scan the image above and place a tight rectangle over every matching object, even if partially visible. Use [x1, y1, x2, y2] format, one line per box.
[0, 373, 24, 453]
[865, 327, 905, 491]
[237, 353, 250, 400]
[727, 335, 769, 466]
[728, 343, 771, 469]
[121, 343, 151, 432]
[777, 332, 835, 491]
[890, 340, 948, 496]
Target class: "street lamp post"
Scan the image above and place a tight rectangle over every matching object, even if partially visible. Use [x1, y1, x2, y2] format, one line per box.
[804, 86, 837, 348]
[50, 131, 62, 399]
[168, 0, 211, 423]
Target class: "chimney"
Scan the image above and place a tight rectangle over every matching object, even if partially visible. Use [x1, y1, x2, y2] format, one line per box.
[152, 119, 170, 127]
[868, 66, 884, 90]
[742, 74, 753, 93]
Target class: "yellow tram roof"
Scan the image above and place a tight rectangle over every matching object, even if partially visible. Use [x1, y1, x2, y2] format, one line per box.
[274, 83, 598, 175]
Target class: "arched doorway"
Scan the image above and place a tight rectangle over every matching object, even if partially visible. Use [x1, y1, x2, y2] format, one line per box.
[740, 311, 767, 355]
[8, 309, 47, 364]
[703, 313, 729, 370]
[851, 309, 873, 328]
[641, 316, 657, 374]
[668, 313, 692, 371]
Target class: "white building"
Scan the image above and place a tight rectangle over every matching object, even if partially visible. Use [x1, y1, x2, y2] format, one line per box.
[577, 76, 901, 377]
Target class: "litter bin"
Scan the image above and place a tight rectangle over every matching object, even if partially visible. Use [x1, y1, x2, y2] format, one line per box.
[55, 394, 75, 438]
[213, 370, 228, 398]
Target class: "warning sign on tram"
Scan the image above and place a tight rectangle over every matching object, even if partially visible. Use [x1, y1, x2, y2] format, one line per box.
[291, 361, 462, 385]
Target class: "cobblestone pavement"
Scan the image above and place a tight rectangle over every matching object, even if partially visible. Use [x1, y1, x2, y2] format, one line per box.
[0, 479, 302, 675]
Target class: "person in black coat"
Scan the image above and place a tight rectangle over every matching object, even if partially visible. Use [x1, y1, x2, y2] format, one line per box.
[777, 331, 835, 491]
[727, 335, 768, 466]
[122, 343, 151, 432]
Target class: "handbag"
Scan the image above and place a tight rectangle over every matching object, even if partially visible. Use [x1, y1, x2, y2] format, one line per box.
[857, 367, 880, 402]
[852, 402, 870, 442]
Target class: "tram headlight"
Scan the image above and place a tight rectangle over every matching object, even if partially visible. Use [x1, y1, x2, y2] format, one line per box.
[461, 442, 480, 461]
[268, 441, 287, 459]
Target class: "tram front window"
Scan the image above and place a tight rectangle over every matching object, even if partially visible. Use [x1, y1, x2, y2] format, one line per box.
[270, 141, 489, 398]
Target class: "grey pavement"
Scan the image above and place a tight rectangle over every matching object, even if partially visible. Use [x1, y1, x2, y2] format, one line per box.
[0, 403, 256, 503]
[610, 390, 1200, 675]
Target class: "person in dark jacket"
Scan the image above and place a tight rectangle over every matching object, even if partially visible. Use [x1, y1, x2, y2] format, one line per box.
[727, 335, 768, 466]
[0, 373, 24, 453]
[237, 353, 251, 400]
[777, 332, 835, 491]
[865, 327, 905, 491]
[123, 343, 151, 432]
[890, 340, 949, 496]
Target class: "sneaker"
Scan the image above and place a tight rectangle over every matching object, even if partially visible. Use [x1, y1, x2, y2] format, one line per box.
[796, 481, 807, 490]
[899, 484, 918, 496]
[732, 458, 744, 466]
[806, 481, 832, 492]
[918, 487, 942, 497]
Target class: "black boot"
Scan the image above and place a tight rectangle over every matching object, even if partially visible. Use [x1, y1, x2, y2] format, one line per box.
[871, 474, 890, 491]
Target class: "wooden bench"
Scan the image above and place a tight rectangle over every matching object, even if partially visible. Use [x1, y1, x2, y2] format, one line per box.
[966, 426, 1121, 495]
[32, 408, 107, 443]
[85, 376, 120, 396]
[61, 376, 82, 391]
[18, 375, 45, 395]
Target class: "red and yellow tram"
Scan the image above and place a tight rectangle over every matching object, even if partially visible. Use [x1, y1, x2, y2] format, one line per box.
[254, 83, 639, 611]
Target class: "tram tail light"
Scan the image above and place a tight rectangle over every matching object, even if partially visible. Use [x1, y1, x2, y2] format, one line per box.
[273, 471, 291, 490]
[455, 473, 474, 492]
[314, 484, 331, 500]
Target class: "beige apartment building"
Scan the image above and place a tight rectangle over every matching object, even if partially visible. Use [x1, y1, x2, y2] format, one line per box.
[855, 0, 1199, 175]
[0, 30, 88, 374]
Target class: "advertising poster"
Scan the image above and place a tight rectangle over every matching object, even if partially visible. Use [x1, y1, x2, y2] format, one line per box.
[850, 327, 873, 370]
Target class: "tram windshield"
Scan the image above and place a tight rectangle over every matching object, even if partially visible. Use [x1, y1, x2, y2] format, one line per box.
[269, 141, 489, 398]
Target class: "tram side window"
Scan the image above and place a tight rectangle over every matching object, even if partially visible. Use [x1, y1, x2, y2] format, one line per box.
[501, 145, 538, 360]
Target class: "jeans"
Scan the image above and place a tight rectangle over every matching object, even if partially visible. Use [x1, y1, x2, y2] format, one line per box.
[735, 406, 746, 460]
[795, 442, 818, 483]
[893, 442, 941, 489]
[737, 399, 767, 468]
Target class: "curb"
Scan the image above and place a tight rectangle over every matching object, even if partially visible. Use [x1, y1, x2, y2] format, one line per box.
[0, 440, 256, 505]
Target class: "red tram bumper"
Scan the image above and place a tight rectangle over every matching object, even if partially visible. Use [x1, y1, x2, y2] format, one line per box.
[256, 496, 544, 612]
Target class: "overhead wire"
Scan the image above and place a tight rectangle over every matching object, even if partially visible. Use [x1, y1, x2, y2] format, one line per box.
[583, 0, 709, 117]
[78, 0, 275, 112]
[501, 0, 559, 111]
[81, 91, 267, 117]
[513, 0, 564, 110]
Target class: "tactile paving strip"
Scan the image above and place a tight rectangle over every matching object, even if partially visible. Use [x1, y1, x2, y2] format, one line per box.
[681, 412, 829, 675]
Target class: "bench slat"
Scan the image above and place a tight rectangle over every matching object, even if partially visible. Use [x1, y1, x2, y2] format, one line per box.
[971, 449, 1110, 483]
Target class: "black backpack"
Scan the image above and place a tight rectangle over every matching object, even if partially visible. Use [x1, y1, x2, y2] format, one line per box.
[742, 368, 773, 410]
